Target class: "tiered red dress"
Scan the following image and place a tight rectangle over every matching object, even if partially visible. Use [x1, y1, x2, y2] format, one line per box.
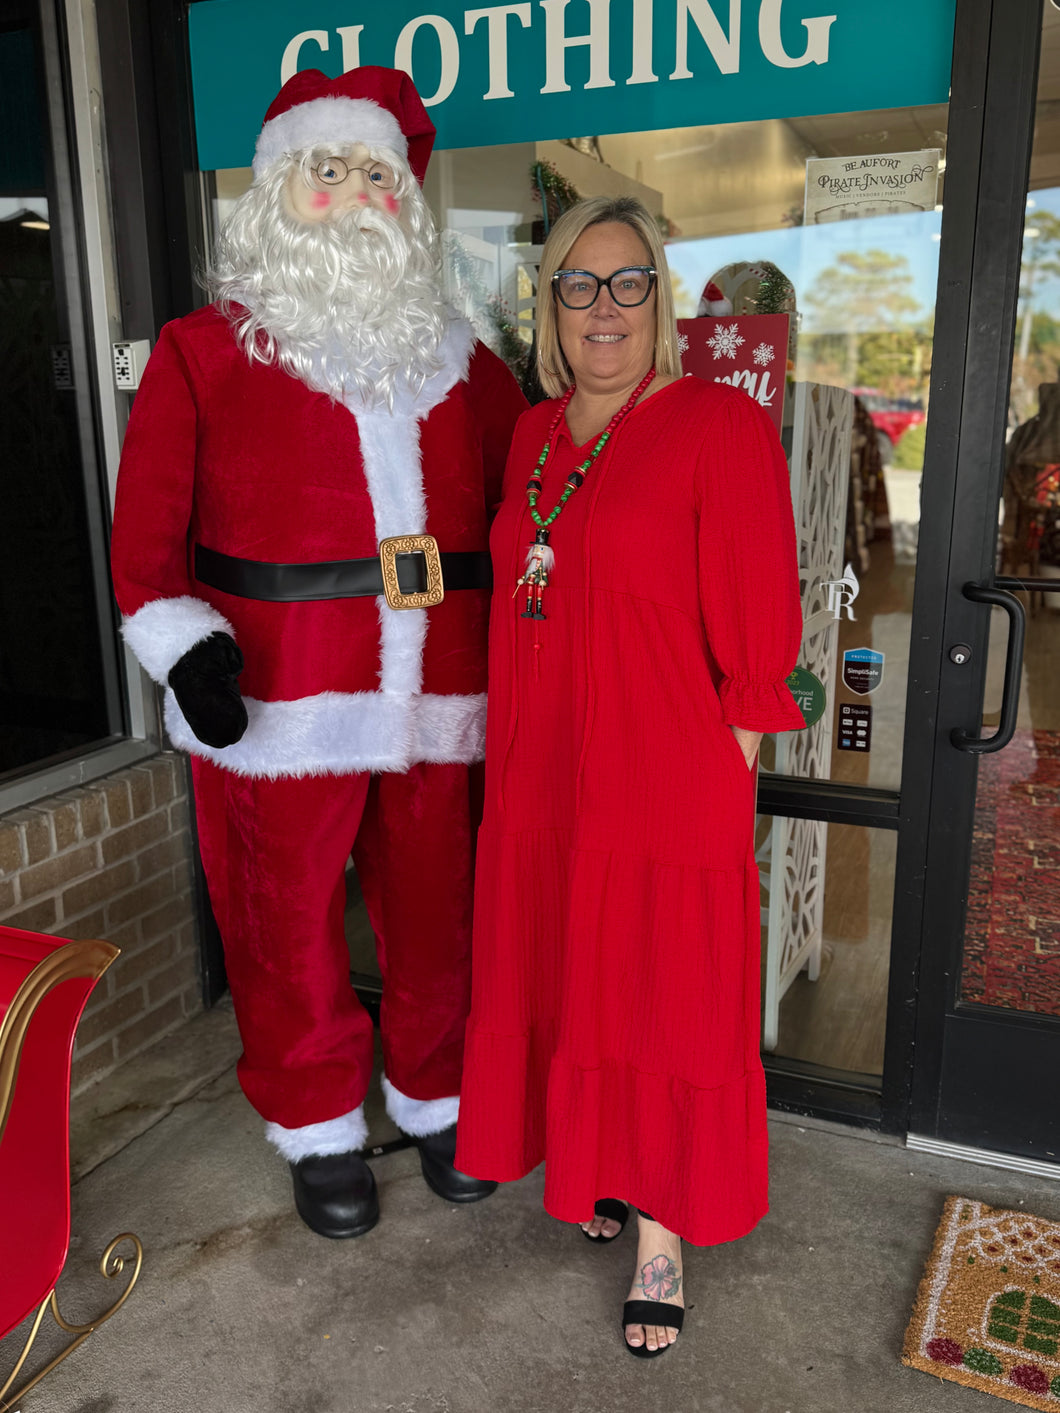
[456, 376, 805, 1246]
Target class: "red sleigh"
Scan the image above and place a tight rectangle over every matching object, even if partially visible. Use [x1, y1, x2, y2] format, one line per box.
[0, 926, 142, 1410]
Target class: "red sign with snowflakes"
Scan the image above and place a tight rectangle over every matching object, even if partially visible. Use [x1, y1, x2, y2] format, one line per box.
[676, 314, 790, 434]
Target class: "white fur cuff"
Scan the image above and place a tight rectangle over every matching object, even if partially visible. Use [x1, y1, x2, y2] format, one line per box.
[382, 1076, 459, 1138]
[163, 687, 486, 778]
[264, 1105, 368, 1161]
[122, 595, 235, 685]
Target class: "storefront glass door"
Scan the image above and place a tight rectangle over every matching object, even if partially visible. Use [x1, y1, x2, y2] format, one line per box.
[350, 102, 951, 1096]
[412, 102, 963, 1105]
[961, 7, 1060, 1021]
[907, 0, 1060, 1163]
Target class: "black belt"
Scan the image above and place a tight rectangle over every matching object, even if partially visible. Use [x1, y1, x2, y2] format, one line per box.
[194, 542, 492, 606]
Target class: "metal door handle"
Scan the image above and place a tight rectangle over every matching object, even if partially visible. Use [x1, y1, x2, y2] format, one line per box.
[950, 583, 1025, 754]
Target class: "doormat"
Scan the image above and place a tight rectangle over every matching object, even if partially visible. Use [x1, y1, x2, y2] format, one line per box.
[962, 727, 1060, 1017]
[903, 1197, 1060, 1408]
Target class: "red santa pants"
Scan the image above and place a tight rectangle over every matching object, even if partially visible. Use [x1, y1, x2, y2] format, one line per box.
[190, 758, 476, 1130]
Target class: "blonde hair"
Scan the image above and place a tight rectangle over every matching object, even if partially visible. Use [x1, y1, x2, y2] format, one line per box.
[535, 196, 681, 398]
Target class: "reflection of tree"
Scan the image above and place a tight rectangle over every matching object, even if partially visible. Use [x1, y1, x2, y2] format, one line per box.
[893, 418, 927, 469]
[669, 269, 695, 320]
[1012, 210, 1060, 425]
[858, 319, 933, 397]
[800, 249, 922, 389]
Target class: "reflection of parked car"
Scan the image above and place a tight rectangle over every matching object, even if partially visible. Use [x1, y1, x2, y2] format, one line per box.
[851, 388, 926, 459]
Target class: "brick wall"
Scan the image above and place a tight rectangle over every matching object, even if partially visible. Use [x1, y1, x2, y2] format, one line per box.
[0, 753, 203, 1093]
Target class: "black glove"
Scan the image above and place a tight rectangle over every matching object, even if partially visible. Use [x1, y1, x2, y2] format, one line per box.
[168, 632, 248, 748]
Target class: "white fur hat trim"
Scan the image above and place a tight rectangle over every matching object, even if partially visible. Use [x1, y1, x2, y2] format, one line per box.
[253, 96, 407, 178]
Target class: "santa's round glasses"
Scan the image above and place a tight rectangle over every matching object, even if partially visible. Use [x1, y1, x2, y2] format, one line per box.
[311, 156, 397, 191]
[552, 266, 658, 309]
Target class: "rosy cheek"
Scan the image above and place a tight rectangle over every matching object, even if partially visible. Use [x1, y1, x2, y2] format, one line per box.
[384, 194, 400, 216]
[310, 191, 331, 211]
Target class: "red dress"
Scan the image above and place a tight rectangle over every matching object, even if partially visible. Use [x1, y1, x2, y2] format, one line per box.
[456, 377, 805, 1246]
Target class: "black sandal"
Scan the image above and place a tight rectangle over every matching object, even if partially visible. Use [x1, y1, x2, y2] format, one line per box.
[582, 1197, 629, 1242]
[621, 1300, 684, 1359]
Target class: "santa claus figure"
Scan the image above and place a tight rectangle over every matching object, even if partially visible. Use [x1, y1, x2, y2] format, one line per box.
[110, 67, 526, 1237]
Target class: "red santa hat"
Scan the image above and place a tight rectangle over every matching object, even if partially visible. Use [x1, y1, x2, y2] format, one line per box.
[697, 279, 734, 317]
[252, 66, 436, 185]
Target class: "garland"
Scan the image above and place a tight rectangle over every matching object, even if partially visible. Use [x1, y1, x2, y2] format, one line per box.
[530, 160, 581, 235]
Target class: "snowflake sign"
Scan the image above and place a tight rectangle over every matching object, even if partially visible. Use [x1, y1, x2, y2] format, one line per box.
[676, 313, 792, 433]
[706, 323, 745, 360]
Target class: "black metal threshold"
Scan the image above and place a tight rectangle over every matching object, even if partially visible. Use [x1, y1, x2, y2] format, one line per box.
[765, 1060, 883, 1131]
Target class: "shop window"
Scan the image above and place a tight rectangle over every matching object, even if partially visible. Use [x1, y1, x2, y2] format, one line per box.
[0, 2, 129, 792]
[205, 102, 949, 1081]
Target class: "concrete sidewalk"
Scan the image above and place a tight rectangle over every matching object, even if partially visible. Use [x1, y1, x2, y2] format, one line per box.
[9, 1002, 1060, 1413]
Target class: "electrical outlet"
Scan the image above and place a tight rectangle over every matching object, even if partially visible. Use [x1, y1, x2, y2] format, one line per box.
[112, 340, 152, 391]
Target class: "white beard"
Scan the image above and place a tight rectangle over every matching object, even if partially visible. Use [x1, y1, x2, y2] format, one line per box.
[208, 162, 449, 412]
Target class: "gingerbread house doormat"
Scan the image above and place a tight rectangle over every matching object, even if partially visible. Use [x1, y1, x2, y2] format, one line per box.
[904, 1197, 1060, 1408]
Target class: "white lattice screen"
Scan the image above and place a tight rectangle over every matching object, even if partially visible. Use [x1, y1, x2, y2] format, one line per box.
[759, 383, 854, 1050]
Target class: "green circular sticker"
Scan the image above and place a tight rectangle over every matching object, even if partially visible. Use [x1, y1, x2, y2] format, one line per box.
[786, 667, 826, 728]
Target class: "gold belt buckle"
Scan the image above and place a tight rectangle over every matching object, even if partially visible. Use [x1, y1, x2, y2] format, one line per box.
[378, 534, 445, 610]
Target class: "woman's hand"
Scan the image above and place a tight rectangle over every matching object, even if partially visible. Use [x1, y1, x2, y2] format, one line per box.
[731, 725, 763, 771]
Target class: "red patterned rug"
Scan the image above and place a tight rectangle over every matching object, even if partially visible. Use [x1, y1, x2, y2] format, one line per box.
[962, 730, 1060, 1014]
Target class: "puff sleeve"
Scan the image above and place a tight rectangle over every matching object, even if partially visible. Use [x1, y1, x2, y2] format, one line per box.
[696, 389, 805, 733]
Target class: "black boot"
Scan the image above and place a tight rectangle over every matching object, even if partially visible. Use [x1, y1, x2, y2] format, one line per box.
[289, 1151, 380, 1238]
[415, 1124, 498, 1203]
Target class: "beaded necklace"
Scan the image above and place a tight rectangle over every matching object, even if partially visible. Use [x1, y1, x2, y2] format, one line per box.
[514, 365, 656, 620]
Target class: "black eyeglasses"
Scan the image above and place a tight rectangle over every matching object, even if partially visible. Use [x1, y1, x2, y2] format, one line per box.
[311, 155, 397, 191]
[551, 266, 658, 309]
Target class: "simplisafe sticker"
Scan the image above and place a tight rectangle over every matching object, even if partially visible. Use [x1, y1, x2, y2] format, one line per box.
[842, 647, 884, 695]
[786, 667, 826, 728]
[838, 703, 872, 752]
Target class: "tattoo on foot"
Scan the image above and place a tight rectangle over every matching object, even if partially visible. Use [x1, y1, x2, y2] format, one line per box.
[636, 1254, 682, 1302]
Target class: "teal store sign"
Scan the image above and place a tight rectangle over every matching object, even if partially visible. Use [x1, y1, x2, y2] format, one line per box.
[189, 0, 957, 169]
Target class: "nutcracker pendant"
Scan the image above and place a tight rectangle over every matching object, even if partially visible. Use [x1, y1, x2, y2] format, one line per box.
[513, 528, 554, 620]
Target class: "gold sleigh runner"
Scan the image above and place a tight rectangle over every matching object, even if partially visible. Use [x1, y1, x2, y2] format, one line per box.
[0, 1234, 144, 1412]
[0, 932, 143, 1409]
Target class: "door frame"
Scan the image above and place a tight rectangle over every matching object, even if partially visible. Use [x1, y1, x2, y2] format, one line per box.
[888, 0, 1059, 1156]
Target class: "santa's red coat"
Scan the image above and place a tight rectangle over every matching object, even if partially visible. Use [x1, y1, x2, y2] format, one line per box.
[111, 305, 526, 777]
[109, 305, 527, 1138]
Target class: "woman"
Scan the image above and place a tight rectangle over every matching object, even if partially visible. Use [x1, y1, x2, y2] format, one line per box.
[456, 196, 805, 1356]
